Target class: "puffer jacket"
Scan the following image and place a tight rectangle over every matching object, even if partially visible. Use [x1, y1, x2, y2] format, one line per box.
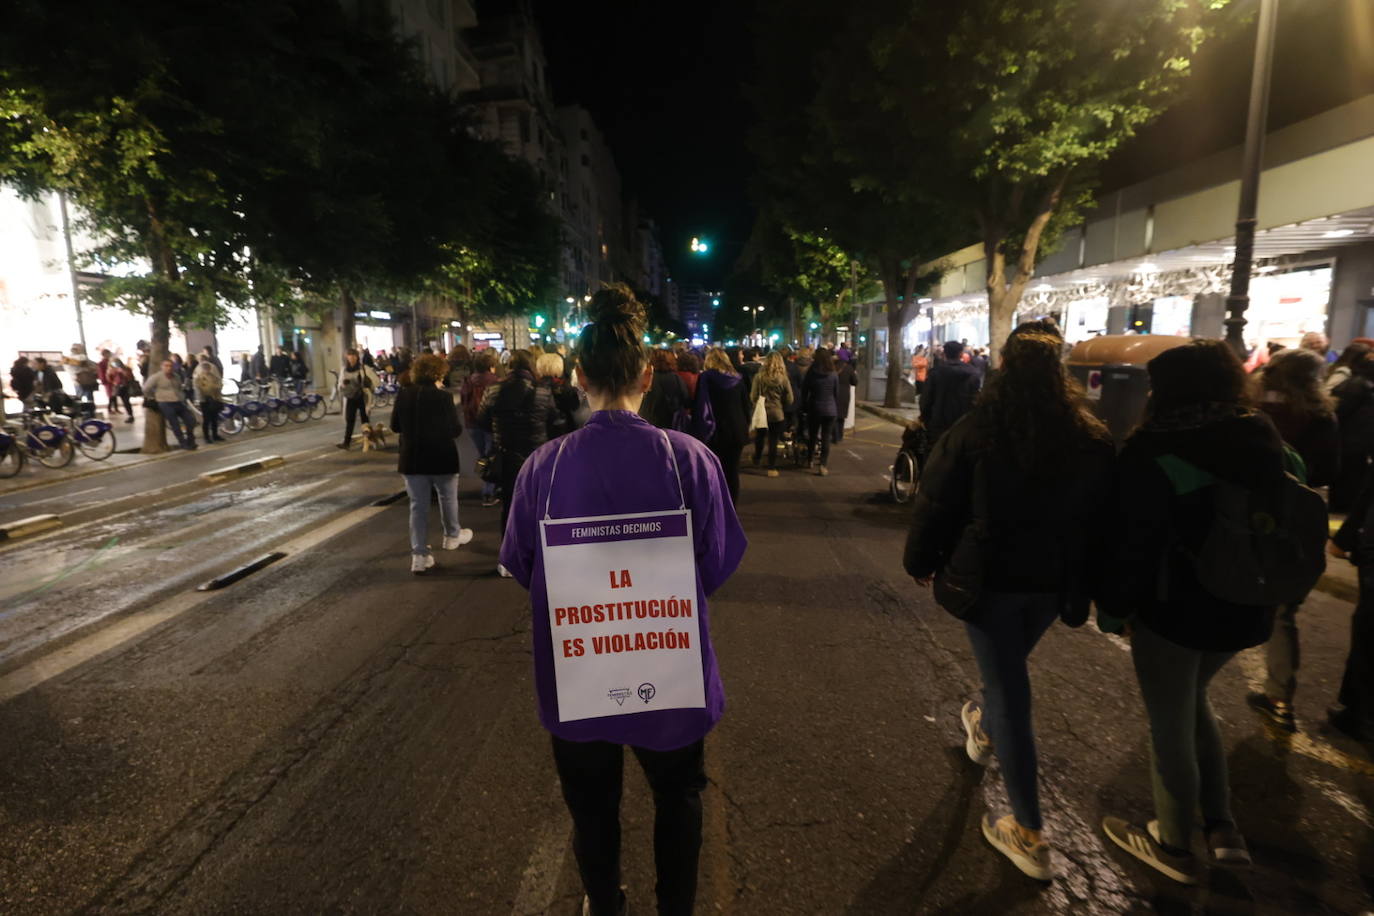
[803, 369, 839, 418]
[904, 410, 1114, 617]
[477, 371, 556, 458]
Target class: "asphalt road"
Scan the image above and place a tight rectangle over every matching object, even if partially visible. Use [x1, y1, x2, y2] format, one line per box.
[0, 411, 1371, 915]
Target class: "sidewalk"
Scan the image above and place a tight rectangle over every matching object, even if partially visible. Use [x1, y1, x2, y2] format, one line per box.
[858, 399, 1359, 605]
[1, 402, 169, 494]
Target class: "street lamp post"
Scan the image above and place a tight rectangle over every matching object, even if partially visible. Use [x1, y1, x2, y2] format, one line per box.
[743, 305, 764, 345]
[1224, 0, 1280, 357]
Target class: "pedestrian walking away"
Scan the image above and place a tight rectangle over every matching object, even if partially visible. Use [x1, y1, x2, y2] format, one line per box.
[107, 358, 135, 422]
[477, 348, 557, 573]
[1248, 348, 1340, 731]
[338, 349, 378, 449]
[462, 350, 502, 508]
[695, 347, 751, 504]
[143, 359, 198, 450]
[802, 348, 840, 475]
[904, 329, 1113, 881]
[1330, 350, 1374, 512]
[1099, 339, 1323, 885]
[390, 354, 473, 574]
[500, 284, 747, 916]
[749, 351, 792, 477]
[919, 341, 982, 443]
[833, 355, 857, 443]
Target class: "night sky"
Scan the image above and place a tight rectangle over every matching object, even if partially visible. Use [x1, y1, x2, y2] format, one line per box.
[530, 0, 755, 289]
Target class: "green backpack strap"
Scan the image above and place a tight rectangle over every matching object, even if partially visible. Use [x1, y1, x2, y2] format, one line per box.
[1280, 444, 1308, 485]
[1154, 453, 1216, 495]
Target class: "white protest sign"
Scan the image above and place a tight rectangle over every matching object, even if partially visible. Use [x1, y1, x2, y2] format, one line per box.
[540, 509, 703, 723]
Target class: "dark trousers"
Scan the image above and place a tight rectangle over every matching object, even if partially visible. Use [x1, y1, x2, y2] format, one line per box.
[112, 386, 132, 415]
[552, 736, 707, 916]
[963, 591, 1059, 831]
[343, 395, 369, 444]
[1331, 452, 1369, 514]
[1339, 573, 1374, 726]
[498, 453, 525, 538]
[200, 397, 222, 441]
[808, 416, 835, 467]
[831, 409, 847, 443]
[710, 441, 741, 505]
[753, 420, 784, 468]
[158, 401, 196, 447]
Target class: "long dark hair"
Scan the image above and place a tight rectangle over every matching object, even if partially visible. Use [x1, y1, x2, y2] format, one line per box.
[1146, 338, 1248, 417]
[976, 331, 1107, 469]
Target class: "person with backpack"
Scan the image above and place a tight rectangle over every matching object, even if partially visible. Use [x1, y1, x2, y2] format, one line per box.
[1330, 352, 1374, 512]
[749, 352, 793, 478]
[639, 350, 690, 431]
[65, 345, 99, 417]
[476, 349, 557, 573]
[904, 330, 1113, 881]
[499, 285, 746, 916]
[193, 357, 226, 443]
[461, 350, 501, 508]
[1247, 348, 1340, 731]
[107, 358, 134, 423]
[390, 354, 473, 574]
[1099, 339, 1326, 885]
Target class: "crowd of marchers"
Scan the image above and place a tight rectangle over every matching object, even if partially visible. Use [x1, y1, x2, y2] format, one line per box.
[903, 320, 1371, 887]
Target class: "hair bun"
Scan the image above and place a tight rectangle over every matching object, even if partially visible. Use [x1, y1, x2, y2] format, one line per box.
[587, 283, 646, 326]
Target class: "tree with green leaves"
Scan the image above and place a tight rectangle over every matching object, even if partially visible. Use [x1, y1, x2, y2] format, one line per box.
[863, 0, 1235, 355]
[751, 0, 959, 406]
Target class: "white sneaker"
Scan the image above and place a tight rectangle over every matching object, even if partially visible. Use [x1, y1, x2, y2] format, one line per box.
[442, 529, 474, 550]
[497, 563, 513, 578]
[961, 701, 993, 766]
[410, 554, 435, 574]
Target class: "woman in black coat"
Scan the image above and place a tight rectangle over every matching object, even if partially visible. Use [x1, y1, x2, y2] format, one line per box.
[1331, 354, 1374, 512]
[832, 355, 857, 444]
[802, 349, 840, 475]
[391, 354, 472, 574]
[696, 347, 751, 504]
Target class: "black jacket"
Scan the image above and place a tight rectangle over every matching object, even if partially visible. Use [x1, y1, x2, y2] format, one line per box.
[697, 369, 750, 451]
[10, 365, 35, 400]
[390, 385, 462, 475]
[477, 372, 556, 458]
[784, 361, 803, 416]
[802, 369, 839, 418]
[919, 361, 982, 434]
[640, 370, 689, 429]
[1104, 408, 1285, 652]
[904, 411, 1114, 609]
[1259, 401, 1339, 488]
[835, 362, 857, 419]
[1334, 377, 1374, 458]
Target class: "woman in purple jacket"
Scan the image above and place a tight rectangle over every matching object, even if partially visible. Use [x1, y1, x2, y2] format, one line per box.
[500, 284, 747, 916]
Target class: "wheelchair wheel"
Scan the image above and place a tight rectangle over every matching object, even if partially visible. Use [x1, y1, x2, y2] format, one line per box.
[890, 449, 919, 504]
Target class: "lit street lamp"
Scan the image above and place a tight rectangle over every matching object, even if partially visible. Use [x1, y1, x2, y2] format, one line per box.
[743, 305, 765, 344]
[690, 237, 710, 255]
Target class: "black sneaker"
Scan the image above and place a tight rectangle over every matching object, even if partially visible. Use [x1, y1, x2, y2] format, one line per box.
[581, 886, 628, 916]
[336, 442, 349, 450]
[1102, 816, 1200, 885]
[1247, 692, 1296, 732]
[1201, 822, 1251, 868]
[1327, 705, 1369, 740]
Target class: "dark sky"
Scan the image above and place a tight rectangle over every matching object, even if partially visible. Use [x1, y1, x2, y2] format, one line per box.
[530, 0, 755, 287]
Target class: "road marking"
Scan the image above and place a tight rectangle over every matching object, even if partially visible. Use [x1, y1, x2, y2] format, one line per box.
[510, 810, 572, 916]
[64, 485, 106, 499]
[845, 449, 863, 461]
[0, 500, 393, 703]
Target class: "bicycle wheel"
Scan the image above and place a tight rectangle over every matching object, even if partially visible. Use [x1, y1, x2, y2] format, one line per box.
[0, 440, 25, 478]
[76, 425, 116, 461]
[246, 405, 269, 431]
[220, 410, 245, 436]
[37, 438, 76, 469]
[287, 400, 310, 423]
[308, 396, 327, 420]
[324, 394, 341, 416]
[890, 450, 918, 504]
[268, 404, 289, 427]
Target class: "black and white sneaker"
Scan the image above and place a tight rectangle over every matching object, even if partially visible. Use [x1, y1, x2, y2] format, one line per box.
[1247, 692, 1296, 732]
[1102, 816, 1200, 885]
[581, 886, 629, 916]
[1198, 822, 1251, 867]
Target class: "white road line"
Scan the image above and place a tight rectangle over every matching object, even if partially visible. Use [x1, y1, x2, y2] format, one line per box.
[64, 485, 107, 499]
[510, 810, 572, 916]
[845, 449, 863, 461]
[0, 500, 391, 703]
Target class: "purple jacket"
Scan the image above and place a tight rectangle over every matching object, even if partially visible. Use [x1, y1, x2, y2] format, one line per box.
[500, 410, 747, 750]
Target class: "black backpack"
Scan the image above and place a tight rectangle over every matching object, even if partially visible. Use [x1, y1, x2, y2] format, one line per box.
[1156, 452, 1327, 606]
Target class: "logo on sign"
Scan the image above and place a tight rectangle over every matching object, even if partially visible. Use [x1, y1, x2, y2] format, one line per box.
[608, 687, 632, 706]
[1085, 370, 1103, 401]
[637, 683, 657, 704]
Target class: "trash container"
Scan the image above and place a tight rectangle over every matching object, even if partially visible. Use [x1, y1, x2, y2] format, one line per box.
[1066, 335, 1191, 447]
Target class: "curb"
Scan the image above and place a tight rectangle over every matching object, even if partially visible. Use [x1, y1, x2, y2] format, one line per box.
[0, 514, 62, 542]
[1314, 573, 1357, 604]
[198, 455, 286, 483]
[859, 403, 919, 427]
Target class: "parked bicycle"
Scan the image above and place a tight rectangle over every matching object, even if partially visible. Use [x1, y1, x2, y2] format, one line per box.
[0, 426, 25, 478]
[5, 411, 75, 468]
[52, 412, 117, 461]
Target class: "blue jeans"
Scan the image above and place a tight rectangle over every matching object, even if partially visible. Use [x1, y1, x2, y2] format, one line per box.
[157, 401, 197, 447]
[470, 428, 496, 498]
[963, 591, 1060, 831]
[404, 474, 460, 555]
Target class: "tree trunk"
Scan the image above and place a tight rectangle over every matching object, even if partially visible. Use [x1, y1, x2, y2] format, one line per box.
[340, 287, 357, 352]
[881, 268, 916, 409]
[983, 176, 1068, 365]
[141, 306, 172, 454]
